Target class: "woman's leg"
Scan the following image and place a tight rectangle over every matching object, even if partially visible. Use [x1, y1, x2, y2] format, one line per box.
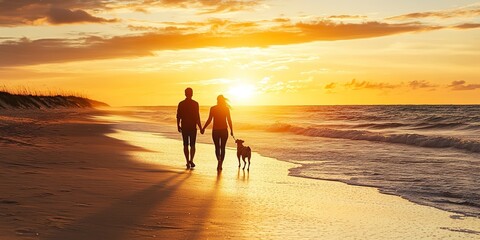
[220, 129, 229, 161]
[215, 130, 228, 170]
[212, 130, 221, 161]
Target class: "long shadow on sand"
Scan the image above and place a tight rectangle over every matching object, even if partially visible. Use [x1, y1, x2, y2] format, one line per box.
[186, 170, 224, 240]
[45, 171, 191, 240]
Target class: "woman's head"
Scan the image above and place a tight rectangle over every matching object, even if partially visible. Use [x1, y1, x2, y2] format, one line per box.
[217, 95, 231, 108]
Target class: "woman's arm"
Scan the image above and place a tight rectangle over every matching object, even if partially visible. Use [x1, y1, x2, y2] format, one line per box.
[227, 109, 233, 137]
[203, 107, 213, 131]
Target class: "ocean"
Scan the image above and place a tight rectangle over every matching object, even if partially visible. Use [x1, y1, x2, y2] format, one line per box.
[112, 105, 480, 218]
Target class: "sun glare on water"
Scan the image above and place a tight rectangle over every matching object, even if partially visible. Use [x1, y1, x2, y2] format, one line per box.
[227, 84, 256, 104]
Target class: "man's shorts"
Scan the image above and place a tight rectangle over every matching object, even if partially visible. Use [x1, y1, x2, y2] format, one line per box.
[181, 129, 197, 147]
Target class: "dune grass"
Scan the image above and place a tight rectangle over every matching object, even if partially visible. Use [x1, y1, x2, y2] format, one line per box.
[0, 85, 87, 98]
[0, 86, 108, 109]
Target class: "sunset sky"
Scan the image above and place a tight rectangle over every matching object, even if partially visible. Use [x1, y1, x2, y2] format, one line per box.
[1, 0, 479, 106]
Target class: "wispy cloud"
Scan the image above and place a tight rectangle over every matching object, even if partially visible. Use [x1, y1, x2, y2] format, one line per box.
[131, 0, 264, 14]
[388, 5, 480, 20]
[241, 56, 319, 70]
[344, 79, 400, 90]
[328, 15, 367, 19]
[408, 80, 437, 89]
[322, 79, 480, 92]
[256, 77, 313, 93]
[301, 68, 329, 75]
[448, 80, 480, 90]
[193, 0, 264, 14]
[180, 78, 233, 85]
[292, 20, 440, 40]
[453, 23, 480, 29]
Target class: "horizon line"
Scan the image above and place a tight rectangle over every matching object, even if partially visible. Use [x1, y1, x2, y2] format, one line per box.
[112, 103, 480, 108]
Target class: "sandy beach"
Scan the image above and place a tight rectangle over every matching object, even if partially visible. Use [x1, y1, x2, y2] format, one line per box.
[1, 110, 480, 240]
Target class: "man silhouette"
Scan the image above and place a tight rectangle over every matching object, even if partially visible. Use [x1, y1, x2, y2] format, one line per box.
[177, 87, 202, 169]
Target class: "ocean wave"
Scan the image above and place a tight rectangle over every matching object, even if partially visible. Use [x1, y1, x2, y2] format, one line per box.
[412, 122, 469, 130]
[352, 122, 410, 129]
[346, 121, 476, 130]
[266, 123, 480, 153]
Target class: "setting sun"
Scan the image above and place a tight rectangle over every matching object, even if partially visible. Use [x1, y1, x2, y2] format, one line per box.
[227, 84, 256, 104]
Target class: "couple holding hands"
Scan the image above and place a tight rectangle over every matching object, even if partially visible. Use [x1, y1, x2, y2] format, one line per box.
[176, 87, 233, 171]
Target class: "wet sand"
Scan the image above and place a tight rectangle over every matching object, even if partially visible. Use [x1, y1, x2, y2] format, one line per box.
[1, 110, 480, 239]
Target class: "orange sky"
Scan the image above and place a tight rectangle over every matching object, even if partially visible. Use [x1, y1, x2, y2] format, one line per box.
[1, 0, 479, 106]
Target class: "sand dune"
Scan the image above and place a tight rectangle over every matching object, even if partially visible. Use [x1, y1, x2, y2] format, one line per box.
[0, 91, 108, 109]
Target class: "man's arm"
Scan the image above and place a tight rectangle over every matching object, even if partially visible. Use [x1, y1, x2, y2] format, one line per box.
[177, 118, 182, 132]
[176, 103, 182, 133]
[196, 103, 202, 132]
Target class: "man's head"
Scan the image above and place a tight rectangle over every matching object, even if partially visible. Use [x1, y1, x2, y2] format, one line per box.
[185, 87, 193, 98]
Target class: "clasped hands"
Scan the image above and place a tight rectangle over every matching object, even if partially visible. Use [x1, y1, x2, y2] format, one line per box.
[198, 127, 234, 136]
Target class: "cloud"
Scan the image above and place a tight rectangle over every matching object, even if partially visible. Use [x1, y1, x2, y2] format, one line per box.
[324, 80, 442, 92]
[328, 15, 367, 19]
[132, 0, 263, 14]
[190, 0, 264, 14]
[0, 0, 116, 26]
[258, 80, 304, 93]
[388, 6, 480, 20]
[292, 21, 441, 40]
[408, 80, 437, 89]
[256, 76, 313, 93]
[47, 8, 117, 24]
[129, 0, 264, 14]
[324, 82, 336, 90]
[271, 65, 289, 71]
[0, 19, 445, 67]
[344, 79, 400, 90]
[180, 78, 233, 85]
[448, 80, 480, 90]
[453, 23, 480, 29]
[163, 18, 260, 34]
[241, 56, 319, 71]
[301, 69, 329, 75]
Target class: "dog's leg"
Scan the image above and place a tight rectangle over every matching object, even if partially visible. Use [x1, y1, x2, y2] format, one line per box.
[247, 156, 251, 171]
[237, 153, 241, 168]
[242, 156, 247, 170]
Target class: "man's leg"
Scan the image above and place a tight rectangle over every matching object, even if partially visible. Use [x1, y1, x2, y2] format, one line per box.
[184, 146, 189, 164]
[190, 147, 195, 166]
[182, 131, 190, 168]
[189, 130, 197, 167]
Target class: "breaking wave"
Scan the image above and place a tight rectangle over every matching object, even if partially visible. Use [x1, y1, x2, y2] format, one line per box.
[265, 123, 480, 153]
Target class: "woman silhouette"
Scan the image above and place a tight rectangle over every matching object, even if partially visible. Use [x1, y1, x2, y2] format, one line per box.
[202, 95, 234, 171]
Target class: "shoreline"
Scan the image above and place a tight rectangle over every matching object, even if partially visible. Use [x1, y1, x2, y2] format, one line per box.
[0, 109, 479, 239]
[103, 113, 480, 238]
[106, 107, 480, 219]
[110, 129, 480, 239]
